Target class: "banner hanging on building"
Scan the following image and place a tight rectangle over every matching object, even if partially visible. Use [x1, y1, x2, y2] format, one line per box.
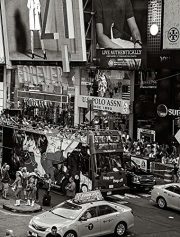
[93, 0, 147, 70]
[78, 95, 130, 114]
[0, 10, 5, 64]
[163, 0, 180, 49]
[3, 0, 86, 65]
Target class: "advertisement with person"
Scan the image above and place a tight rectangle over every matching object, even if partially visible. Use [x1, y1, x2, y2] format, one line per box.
[93, 0, 147, 70]
[2, 0, 86, 66]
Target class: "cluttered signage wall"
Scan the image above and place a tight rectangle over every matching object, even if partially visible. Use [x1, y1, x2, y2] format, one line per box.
[2, 0, 86, 67]
[78, 95, 130, 114]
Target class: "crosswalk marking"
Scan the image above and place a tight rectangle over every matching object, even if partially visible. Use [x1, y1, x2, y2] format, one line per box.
[138, 193, 151, 198]
[124, 193, 141, 198]
[111, 194, 127, 199]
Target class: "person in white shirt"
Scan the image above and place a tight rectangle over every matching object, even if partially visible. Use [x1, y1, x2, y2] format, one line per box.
[27, 0, 47, 59]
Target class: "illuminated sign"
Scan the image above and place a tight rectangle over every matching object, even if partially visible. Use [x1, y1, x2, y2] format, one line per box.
[93, 0, 147, 70]
[157, 104, 180, 117]
[93, 131, 123, 153]
[74, 190, 103, 204]
[3, 0, 86, 71]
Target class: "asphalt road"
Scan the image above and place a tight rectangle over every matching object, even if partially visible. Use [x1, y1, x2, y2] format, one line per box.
[0, 189, 180, 237]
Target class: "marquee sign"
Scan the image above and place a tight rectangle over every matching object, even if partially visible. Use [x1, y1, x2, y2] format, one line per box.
[78, 95, 130, 114]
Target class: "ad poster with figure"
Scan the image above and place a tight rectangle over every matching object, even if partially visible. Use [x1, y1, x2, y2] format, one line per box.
[93, 0, 148, 70]
[2, 0, 86, 64]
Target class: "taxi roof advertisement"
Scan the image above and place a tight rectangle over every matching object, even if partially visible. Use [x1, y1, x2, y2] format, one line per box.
[2, 0, 86, 63]
[93, 0, 148, 70]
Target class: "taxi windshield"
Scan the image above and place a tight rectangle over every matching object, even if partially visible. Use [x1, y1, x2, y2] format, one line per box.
[50, 201, 82, 220]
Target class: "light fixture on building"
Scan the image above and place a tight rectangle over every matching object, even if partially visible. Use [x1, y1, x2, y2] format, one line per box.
[150, 24, 159, 36]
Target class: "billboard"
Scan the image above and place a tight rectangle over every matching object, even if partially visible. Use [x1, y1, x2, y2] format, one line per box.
[0, 10, 5, 64]
[163, 0, 180, 49]
[2, 0, 86, 68]
[93, 0, 148, 70]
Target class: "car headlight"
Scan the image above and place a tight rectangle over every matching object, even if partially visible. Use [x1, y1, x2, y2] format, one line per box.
[133, 175, 140, 184]
[46, 227, 62, 233]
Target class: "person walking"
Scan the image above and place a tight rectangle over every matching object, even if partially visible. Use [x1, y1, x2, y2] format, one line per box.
[34, 168, 41, 202]
[1, 165, 11, 200]
[65, 176, 76, 199]
[11, 171, 23, 206]
[46, 226, 61, 237]
[172, 163, 179, 183]
[21, 167, 29, 201]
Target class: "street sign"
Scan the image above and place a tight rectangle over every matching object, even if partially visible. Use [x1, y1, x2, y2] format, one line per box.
[175, 129, 180, 144]
[85, 111, 95, 121]
[87, 99, 94, 110]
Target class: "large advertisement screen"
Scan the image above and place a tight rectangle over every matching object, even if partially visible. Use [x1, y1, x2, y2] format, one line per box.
[93, 0, 148, 70]
[3, 0, 86, 63]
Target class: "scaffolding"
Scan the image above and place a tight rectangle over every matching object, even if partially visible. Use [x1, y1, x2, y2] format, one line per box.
[83, 0, 96, 64]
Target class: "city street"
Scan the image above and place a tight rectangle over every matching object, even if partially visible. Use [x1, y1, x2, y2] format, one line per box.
[0, 189, 180, 237]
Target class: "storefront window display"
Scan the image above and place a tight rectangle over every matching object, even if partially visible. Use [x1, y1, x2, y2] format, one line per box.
[79, 69, 132, 131]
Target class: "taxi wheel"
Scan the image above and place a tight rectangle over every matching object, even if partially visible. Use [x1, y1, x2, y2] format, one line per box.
[114, 222, 127, 236]
[157, 197, 167, 209]
[64, 230, 77, 237]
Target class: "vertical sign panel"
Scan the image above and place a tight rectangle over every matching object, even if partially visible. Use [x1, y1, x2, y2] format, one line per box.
[163, 0, 180, 49]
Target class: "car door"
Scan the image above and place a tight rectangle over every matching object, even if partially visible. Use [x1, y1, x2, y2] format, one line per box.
[77, 206, 100, 237]
[98, 204, 118, 236]
[164, 185, 180, 210]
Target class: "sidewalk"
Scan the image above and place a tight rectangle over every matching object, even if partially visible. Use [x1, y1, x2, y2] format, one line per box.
[0, 182, 68, 213]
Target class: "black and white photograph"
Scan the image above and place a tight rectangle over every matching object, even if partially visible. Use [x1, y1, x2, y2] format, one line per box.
[0, 0, 180, 237]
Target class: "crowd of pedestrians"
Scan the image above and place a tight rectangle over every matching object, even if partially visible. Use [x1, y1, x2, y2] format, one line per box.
[0, 164, 47, 207]
[122, 135, 179, 165]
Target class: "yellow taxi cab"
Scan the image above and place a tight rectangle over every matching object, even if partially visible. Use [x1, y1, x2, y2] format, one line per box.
[28, 190, 134, 237]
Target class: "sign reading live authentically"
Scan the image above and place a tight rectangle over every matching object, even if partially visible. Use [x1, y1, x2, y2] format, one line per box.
[78, 95, 130, 114]
[93, 0, 147, 70]
[96, 49, 142, 70]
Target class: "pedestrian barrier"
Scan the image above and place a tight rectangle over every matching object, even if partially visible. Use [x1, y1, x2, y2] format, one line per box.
[164, 169, 173, 183]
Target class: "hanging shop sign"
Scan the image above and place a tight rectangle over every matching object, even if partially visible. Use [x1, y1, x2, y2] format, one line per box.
[78, 95, 130, 114]
[17, 91, 68, 104]
[3, 0, 86, 71]
[163, 0, 180, 49]
[157, 104, 180, 117]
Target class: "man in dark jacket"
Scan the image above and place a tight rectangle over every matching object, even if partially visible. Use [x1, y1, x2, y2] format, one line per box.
[1, 164, 10, 199]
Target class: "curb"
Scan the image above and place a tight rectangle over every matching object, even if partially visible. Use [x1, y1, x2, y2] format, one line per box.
[3, 203, 42, 214]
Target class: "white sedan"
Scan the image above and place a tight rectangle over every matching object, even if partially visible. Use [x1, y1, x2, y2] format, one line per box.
[151, 183, 180, 210]
[28, 193, 134, 237]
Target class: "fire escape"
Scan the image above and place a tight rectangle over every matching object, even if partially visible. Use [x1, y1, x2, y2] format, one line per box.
[83, 0, 96, 64]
